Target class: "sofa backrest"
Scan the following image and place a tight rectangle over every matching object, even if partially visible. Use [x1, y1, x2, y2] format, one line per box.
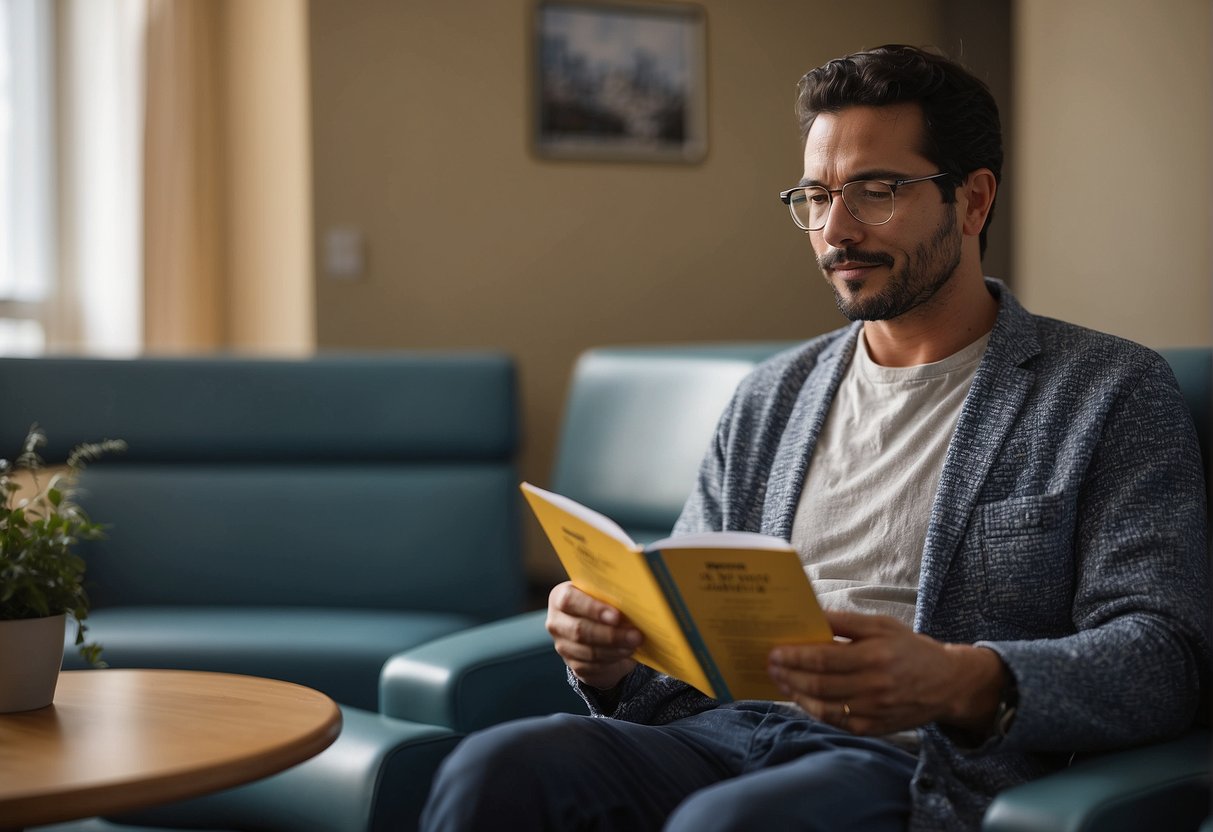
[0, 354, 523, 619]
[1159, 347, 1211, 481]
[550, 343, 793, 544]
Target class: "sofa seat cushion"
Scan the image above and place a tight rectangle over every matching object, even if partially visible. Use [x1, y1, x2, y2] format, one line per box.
[62, 608, 478, 711]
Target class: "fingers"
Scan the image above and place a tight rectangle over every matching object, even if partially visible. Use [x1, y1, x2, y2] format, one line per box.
[823, 609, 905, 639]
[546, 583, 641, 647]
[769, 610, 907, 673]
[549, 581, 623, 626]
[769, 660, 868, 699]
[546, 582, 642, 690]
[766, 612, 890, 731]
[767, 612, 958, 736]
[770, 643, 854, 674]
[767, 657, 875, 734]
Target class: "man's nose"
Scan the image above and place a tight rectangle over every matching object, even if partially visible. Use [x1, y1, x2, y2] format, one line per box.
[819, 194, 865, 249]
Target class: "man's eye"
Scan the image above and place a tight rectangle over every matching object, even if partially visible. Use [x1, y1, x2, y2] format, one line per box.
[860, 186, 893, 202]
[806, 192, 830, 205]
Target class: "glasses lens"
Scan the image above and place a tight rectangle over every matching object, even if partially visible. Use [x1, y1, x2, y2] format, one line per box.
[841, 181, 895, 225]
[786, 181, 898, 230]
[788, 187, 828, 231]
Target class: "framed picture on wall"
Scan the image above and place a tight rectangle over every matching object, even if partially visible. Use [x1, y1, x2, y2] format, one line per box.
[533, 1, 707, 163]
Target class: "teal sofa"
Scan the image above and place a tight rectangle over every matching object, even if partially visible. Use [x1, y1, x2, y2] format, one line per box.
[0, 353, 523, 711]
[0, 353, 523, 832]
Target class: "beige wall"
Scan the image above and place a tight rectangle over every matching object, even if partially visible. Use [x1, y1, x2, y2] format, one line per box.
[308, 0, 968, 579]
[1014, 0, 1212, 347]
[310, 1, 1213, 581]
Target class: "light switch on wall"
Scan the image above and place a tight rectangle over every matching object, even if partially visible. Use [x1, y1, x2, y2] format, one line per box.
[323, 227, 365, 279]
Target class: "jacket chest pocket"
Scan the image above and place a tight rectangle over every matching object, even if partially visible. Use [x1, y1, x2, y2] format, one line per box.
[976, 493, 1076, 632]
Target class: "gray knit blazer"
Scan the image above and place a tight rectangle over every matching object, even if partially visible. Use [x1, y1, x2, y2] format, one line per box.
[573, 279, 1210, 831]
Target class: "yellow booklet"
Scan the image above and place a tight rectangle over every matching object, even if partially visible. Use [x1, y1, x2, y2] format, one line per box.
[522, 482, 833, 701]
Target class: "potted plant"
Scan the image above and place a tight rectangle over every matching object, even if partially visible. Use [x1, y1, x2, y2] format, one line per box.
[0, 425, 125, 712]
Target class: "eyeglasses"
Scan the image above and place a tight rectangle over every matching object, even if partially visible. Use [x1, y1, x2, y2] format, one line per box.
[778, 172, 951, 231]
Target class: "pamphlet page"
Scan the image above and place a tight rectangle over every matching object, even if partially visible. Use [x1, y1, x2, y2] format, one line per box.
[655, 542, 833, 701]
[521, 483, 718, 696]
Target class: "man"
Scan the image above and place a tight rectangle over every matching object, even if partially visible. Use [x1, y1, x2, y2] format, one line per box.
[421, 45, 1208, 831]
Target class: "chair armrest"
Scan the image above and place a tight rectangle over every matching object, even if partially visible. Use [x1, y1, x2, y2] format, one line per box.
[982, 729, 1210, 832]
[379, 610, 587, 733]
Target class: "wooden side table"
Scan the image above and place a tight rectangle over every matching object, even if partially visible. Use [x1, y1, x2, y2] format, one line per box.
[0, 669, 341, 830]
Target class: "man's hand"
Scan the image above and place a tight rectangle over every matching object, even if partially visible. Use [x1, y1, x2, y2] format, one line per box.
[546, 581, 642, 692]
[767, 610, 1007, 736]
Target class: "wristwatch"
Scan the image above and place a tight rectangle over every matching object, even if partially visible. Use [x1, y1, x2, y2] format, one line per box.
[993, 678, 1018, 738]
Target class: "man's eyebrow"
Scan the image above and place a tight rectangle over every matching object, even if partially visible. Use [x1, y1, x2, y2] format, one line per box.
[797, 169, 912, 188]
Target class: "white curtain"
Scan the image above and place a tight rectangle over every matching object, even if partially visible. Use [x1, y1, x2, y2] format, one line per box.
[54, 0, 147, 355]
[2, 0, 311, 358]
[0, 0, 55, 354]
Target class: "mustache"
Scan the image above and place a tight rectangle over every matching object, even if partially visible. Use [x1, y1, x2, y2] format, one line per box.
[817, 248, 894, 271]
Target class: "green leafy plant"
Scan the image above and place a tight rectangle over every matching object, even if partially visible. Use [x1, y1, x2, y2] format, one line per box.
[0, 425, 125, 666]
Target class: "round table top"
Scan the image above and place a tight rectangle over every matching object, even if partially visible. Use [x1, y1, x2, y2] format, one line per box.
[0, 668, 341, 829]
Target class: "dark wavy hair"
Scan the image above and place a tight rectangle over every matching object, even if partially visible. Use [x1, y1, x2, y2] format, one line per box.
[796, 45, 1002, 257]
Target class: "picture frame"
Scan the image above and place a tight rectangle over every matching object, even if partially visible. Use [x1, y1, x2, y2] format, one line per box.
[533, 1, 707, 164]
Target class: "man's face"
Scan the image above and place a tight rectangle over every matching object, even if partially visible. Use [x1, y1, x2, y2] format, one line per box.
[801, 103, 962, 322]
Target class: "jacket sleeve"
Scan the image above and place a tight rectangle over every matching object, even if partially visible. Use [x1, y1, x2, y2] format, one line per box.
[570, 664, 719, 723]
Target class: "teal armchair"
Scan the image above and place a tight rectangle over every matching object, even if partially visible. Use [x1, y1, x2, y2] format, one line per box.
[383, 344, 1212, 831]
[382, 343, 793, 735]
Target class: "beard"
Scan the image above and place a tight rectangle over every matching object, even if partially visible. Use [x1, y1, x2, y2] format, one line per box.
[818, 210, 962, 322]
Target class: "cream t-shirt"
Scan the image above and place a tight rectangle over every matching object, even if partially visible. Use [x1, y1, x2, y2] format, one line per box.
[790, 329, 990, 626]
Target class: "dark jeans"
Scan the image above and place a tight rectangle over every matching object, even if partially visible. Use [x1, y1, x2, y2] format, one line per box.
[420, 702, 918, 831]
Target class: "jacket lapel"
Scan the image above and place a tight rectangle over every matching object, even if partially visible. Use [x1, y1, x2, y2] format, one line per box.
[914, 281, 1041, 630]
[762, 323, 859, 539]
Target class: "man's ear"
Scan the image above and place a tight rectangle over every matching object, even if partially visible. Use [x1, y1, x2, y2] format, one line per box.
[959, 169, 997, 237]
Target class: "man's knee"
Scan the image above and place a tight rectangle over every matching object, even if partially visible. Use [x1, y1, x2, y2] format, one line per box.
[664, 747, 913, 832]
[665, 783, 788, 832]
[434, 713, 591, 791]
[666, 784, 854, 832]
[423, 714, 598, 831]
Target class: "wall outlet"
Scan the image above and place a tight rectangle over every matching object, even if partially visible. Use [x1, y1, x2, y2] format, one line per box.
[323, 227, 366, 279]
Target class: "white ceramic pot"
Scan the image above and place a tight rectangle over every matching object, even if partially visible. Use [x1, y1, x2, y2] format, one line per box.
[0, 613, 66, 712]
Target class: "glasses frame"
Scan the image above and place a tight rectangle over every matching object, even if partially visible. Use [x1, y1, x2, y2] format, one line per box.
[778, 172, 952, 231]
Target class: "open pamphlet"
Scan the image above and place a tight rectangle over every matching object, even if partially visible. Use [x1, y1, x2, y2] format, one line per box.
[522, 482, 833, 701]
